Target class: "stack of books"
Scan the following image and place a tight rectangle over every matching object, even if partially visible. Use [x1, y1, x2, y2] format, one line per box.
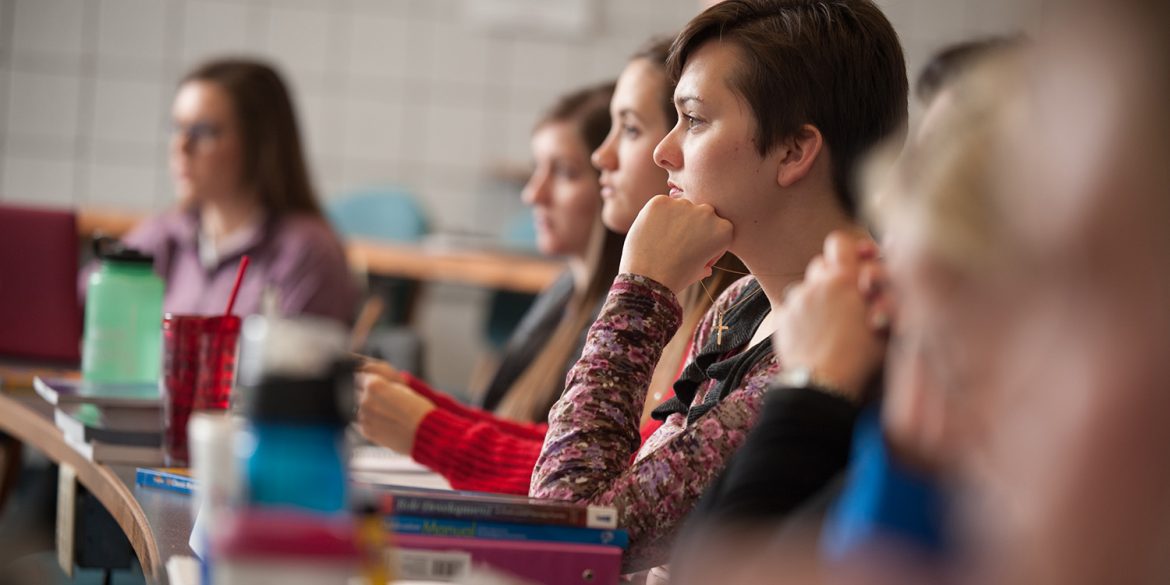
[34, 376, 164, 466]
[381, 487, 625, 584]
[135, 467, 194, 494]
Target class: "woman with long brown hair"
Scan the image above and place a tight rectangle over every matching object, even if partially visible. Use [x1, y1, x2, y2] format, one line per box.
[355, 82, 619, 467]
[355, 39, 746, 495]
[95, 58, 358, 323]
[531, 0, 907, 571]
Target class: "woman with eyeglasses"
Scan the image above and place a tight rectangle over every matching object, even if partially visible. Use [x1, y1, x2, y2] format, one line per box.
[89, 59, 358, 324]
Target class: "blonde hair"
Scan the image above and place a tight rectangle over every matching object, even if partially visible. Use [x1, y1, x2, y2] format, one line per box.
[865, 53, 1025, 276]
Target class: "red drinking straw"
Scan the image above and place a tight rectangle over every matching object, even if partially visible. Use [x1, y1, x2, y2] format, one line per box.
[198, 255, 249, 412]
[224, 255, 250, 317]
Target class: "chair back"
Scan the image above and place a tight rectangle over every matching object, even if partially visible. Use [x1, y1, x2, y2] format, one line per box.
[326, 187, 428, 243]
[327, 187, 430, 340]
[0, 204, 83, 364]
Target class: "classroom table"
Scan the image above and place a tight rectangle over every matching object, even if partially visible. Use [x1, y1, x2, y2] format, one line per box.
[0, 382, 451, 585]
[78, 209, 564, 295]
[0, 390, 191, 584]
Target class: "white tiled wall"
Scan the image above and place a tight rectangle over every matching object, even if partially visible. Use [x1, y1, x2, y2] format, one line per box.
[0, 0, 1028, 229]
[8, 71, 81, 141]
[0, 0, 1026, 390]
[12, 0, 86, 57]
[96, 0, 168, 63]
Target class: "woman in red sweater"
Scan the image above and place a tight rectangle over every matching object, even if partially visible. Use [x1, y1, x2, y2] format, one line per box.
[355, 40, 744, 495]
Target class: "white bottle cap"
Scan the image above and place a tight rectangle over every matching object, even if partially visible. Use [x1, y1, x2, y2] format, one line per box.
[237, 315, 347, 387]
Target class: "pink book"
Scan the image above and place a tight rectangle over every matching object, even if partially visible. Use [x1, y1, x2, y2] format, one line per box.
[393, 533, 623, 585]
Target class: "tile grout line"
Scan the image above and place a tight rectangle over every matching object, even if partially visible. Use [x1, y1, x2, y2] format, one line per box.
[0, 0, 15, 198]
[154, 0, 187, 212]
[323, 0, 352, 192]
[72, 0, 101, 209]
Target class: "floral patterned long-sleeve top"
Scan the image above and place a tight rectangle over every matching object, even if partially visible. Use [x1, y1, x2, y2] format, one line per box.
[531, 273, 781, 572]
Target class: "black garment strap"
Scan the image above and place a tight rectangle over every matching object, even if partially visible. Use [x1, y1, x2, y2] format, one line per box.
[652, 279, 774, 424]
[480, 271, 575, 415]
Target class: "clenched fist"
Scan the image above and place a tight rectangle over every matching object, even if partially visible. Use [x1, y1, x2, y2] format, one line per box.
[620, 195, 734, 296]
[773, 231, 888, 400]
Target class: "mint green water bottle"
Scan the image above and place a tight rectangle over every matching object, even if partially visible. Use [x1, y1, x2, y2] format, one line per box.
[81, 240, 165, 385]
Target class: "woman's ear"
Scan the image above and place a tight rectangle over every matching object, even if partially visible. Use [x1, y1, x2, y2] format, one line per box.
[776, 124, 825, 188]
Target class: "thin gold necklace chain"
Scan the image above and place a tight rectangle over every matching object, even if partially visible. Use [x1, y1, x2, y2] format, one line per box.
[700, 278, 764, 346]
[698, 277, 764, 316]
[699, 265, 804, 312]
[709, 265, 807, 277]
[698, 266, 803, 346]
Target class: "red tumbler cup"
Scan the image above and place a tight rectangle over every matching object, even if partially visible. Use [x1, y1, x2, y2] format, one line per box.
[161, 314, 241, 466]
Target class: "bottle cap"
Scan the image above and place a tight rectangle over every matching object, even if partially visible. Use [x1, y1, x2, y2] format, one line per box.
[236, 315, 353, 426]
[94, 236, 153, 265]
[243, 359, 354, 426]
[237, 315, 348, 387]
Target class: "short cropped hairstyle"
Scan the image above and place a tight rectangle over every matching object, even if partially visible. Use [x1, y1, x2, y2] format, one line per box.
[667, 0, 909, 215]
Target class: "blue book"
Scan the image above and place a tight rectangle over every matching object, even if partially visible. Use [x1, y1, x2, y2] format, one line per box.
[135, 467, 195, 496]
[389, 515, 629, 549]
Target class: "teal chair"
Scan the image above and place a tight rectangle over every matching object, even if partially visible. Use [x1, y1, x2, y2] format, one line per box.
[326, 186, 428, 243]
[326, 187, 429, 373]
[498, 211, 539, 254]
[327, 186, 429, 326]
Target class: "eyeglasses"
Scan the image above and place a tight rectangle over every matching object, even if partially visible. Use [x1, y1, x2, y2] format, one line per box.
[171, 121, 224, 149]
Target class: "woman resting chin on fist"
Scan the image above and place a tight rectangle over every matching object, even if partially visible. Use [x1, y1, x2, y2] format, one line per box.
[620, 195, 734, 296]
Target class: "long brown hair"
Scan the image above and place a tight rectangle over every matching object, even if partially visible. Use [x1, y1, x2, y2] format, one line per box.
[496, 82, 622, 423]
[182, 58, 322, 217]
[626, 38, 750, 417]
[631, 37, 679, 130]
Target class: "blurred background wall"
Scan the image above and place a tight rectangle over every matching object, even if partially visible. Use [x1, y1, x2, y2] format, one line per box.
[0, 0, 1027, 391]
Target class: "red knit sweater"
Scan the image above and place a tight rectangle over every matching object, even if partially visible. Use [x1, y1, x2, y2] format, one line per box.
[406, 370, 675, 496]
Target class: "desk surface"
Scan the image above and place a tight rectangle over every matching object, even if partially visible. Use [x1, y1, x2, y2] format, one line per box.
[78, 209, 563, 294]
[0, 386, 451, 585]
[0, 391, 189, 583]
[0, 363, 77, 392]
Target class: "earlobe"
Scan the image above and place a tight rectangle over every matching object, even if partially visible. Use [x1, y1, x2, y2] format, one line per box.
[776, 124, 824, 188]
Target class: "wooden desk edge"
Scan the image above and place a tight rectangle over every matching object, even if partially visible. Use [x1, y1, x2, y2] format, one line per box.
[76, 210, 140, 239]
[77, 209, 564, 294]
[346, 240, 563, 293]
[0, 392, 161, 580]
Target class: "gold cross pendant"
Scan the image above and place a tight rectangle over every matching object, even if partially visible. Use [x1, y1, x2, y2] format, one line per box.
[714, 312, 730, 346]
